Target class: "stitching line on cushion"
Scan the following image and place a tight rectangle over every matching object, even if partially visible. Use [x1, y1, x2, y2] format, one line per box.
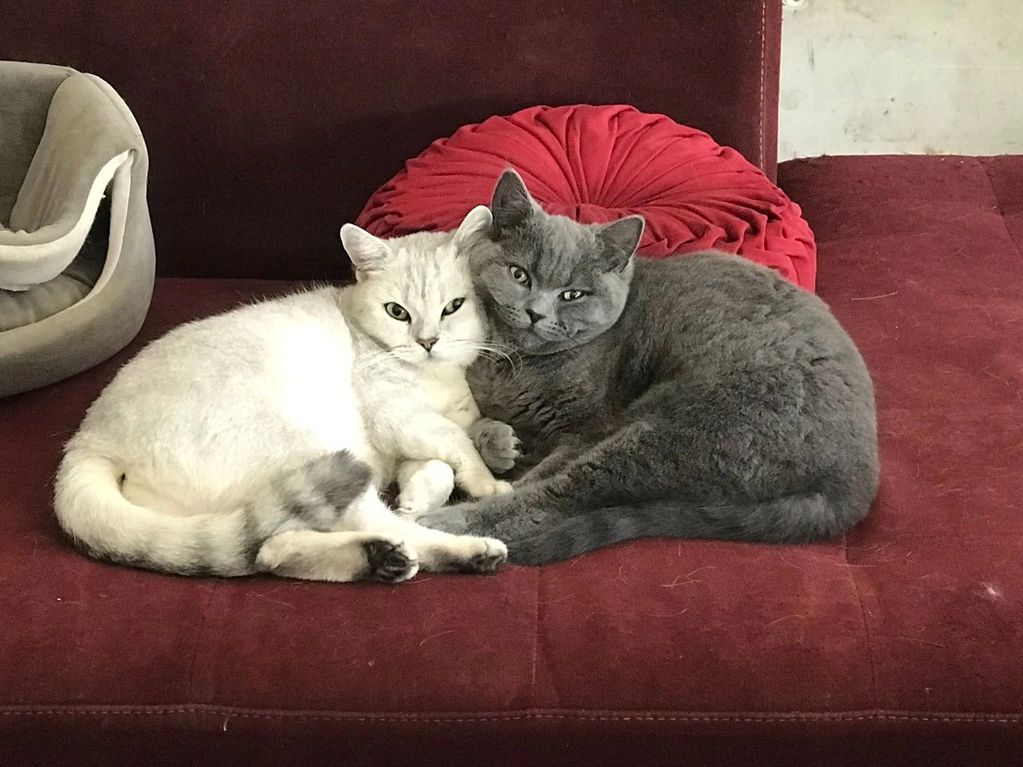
[759, 0, 767, 170]
[845, 534, 879, 708]
[0, 707, 1020, 725]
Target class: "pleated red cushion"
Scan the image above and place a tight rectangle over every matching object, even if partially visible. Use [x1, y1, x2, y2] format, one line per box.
[356, 105, 817, 290]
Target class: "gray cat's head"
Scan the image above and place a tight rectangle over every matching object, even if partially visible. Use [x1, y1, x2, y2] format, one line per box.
[468, 169, 643, 356]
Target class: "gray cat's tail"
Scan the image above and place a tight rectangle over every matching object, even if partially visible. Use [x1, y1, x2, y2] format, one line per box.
[507, 493, 869, 566]
[54, 448, 372, 577]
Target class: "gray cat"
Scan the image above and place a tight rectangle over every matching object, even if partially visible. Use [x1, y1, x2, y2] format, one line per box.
[422, 169, 879, 565]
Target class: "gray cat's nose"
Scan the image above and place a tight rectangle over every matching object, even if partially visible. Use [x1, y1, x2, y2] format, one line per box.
[526, 309, 545, 324]
[417, 337, 438, 352]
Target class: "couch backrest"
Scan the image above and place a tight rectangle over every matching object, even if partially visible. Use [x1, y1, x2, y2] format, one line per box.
[4, 0, 781, 280]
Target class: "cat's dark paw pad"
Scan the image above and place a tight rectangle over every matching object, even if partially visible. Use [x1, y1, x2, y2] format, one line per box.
[363, 539, 418, 583]
[416, 506, 469, 534]
[457, 538, 508, 574]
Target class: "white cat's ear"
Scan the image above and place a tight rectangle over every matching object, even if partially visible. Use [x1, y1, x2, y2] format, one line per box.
[491, 168, 535, 234]
[453, 205, 493, 250]
[340, 224, 391, 277]
[596, 215, 645, 271]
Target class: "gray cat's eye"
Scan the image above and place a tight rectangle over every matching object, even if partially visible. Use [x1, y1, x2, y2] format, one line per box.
[384, 302, 410, 322]
[442, 297, 465, 317]
[560, 290, 586, 302]
[509, 265, 531, 286]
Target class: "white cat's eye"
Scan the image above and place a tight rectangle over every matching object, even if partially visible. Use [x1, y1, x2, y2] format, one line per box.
[442, 297, 465, 317]
[384, 302, 410, 322]
[560, 289, 586, 302]
[509, 265, 530, 286]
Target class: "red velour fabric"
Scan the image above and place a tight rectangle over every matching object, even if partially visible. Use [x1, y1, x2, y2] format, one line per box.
[2, 157, 1023, 766]
[356, 105, 817, 290]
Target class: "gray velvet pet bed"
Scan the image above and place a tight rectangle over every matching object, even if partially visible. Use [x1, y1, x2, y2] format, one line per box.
[0, 60, 154, 397]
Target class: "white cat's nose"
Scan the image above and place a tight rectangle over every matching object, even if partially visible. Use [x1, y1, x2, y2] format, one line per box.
[417, 337, 438, 352]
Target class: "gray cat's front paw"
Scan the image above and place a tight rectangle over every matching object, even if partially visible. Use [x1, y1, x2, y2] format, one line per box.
[417, 505, 471, 535]
[468, 418, 521, 474]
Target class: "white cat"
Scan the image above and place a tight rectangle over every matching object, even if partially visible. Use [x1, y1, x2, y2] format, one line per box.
[54, 206, 515, 583]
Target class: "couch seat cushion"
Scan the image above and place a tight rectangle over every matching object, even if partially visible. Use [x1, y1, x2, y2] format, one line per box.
[2, 156, 1023, 765]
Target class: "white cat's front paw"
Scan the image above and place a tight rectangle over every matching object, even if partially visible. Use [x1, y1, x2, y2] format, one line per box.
[452, 536, 508, 574]
[493, 480, 513, 495]
[461, 473, 513, 498]
[362, 538, 419, 583]
[395, 504, 424, 521]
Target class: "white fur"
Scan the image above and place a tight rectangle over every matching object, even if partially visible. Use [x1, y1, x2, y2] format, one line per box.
[54, 206, 508, 582]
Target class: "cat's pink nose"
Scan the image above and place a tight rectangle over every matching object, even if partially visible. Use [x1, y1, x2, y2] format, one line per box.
[417, 337, 438, 352]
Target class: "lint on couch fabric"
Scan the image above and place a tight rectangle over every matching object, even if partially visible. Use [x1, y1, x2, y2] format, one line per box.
[357, 104, 817, 290]
[0, 60, 155, 398]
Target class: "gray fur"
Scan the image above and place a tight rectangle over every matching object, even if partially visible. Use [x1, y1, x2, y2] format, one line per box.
[272, 450, 372, 531]
[419, 169, 879, 564]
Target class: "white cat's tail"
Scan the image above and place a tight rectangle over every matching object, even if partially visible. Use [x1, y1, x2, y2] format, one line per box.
[53, 448, 373, 577]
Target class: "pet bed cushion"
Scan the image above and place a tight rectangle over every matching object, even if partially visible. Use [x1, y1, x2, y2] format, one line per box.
[357, 105, 817, 290]
[0, 61, 154, 396]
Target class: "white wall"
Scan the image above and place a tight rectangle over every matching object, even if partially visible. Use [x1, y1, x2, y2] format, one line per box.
[779, 0, 1023, 160]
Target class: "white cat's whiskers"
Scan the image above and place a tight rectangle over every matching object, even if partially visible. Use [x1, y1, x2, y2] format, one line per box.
[353, 348, 404, 373]
[446, 340, 522, 375]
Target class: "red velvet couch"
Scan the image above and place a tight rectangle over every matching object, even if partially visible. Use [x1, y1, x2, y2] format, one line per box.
[2, 3, 1021, 765]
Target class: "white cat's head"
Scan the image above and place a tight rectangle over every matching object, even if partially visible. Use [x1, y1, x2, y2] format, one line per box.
[340, 206, 493, 367]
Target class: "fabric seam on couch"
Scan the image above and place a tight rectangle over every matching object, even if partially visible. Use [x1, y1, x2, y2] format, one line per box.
[758, 0, 766, 171]
[1, 705, 1021, 724]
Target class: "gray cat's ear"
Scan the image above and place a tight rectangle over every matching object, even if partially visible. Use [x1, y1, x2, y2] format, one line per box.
[453, 205, 493, 251]
[596, 215, 645, 271]
[491, 168, 535, 235]
[340, 224, 391, 278]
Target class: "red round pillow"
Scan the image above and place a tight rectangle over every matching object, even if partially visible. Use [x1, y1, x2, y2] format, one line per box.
[357, 105, 816, 290]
